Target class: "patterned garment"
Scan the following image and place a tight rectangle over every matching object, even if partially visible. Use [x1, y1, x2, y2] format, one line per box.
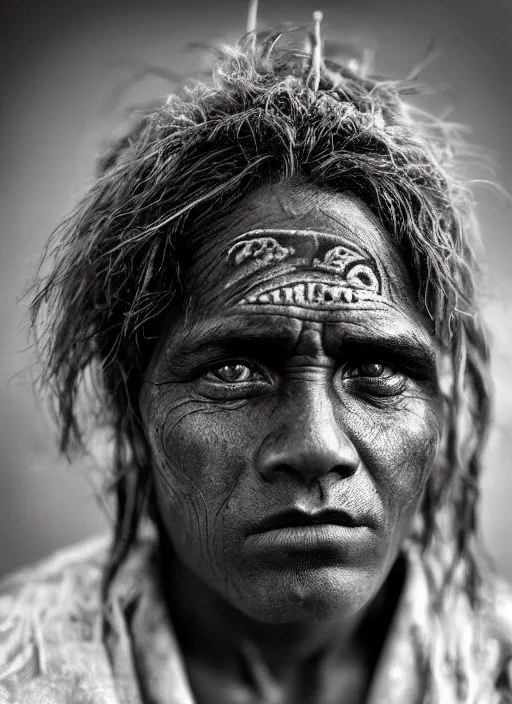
[0, 534, 511, 704]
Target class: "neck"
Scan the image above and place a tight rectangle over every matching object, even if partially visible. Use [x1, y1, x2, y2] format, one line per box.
[159, 548, 403, 694]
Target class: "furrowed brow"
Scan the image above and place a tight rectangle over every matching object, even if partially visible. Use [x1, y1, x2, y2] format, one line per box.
[328, 327, 438, 378]
[166, 317, 300, 367]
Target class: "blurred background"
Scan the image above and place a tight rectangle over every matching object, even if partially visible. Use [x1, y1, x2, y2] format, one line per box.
[0, 0, 511, 579]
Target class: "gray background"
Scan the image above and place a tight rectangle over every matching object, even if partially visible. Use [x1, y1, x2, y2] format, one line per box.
[0, 0, 511, 578]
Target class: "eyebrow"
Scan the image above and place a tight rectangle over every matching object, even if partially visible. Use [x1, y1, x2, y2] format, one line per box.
[326, 327, 438, 379]
[164, 314, 438, 379]
[167, 317, 300, 369]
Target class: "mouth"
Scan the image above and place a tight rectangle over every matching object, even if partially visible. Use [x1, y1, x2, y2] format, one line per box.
[250, 508, 361, 535]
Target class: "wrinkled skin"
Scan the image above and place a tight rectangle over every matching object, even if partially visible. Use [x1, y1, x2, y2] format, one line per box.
[139, 181, 443, 631]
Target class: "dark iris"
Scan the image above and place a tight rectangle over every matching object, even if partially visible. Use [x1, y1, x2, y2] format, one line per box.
[340, 362, 406, 399]
[210, 364, 252, 383]
[359, 363, 386, 377]
[344, 363, 388, 378]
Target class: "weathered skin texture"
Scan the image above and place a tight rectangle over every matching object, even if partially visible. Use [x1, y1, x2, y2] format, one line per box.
[139, 181, 443, 635]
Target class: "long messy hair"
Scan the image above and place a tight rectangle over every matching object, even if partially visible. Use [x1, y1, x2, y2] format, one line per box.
[29, 25, 491, 614]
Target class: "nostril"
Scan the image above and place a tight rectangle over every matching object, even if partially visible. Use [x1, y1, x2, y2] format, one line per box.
[264, 462, 355, 486]
[271, 464, 304, 482]
[332, 463, 357, 480]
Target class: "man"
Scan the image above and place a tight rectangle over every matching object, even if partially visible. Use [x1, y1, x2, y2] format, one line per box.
[0, 19, 511, 704]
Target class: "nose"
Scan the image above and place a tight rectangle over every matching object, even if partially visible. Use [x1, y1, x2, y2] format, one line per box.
[256, 383, 359, 485]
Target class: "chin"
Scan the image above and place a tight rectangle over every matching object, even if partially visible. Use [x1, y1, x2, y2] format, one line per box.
[233, 564, 381, 623]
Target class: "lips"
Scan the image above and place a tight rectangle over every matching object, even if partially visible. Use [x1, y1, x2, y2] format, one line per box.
[250, 507, 362, 535]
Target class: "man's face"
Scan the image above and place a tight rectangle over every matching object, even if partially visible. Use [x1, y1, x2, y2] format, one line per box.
[140, 181, 443, 623]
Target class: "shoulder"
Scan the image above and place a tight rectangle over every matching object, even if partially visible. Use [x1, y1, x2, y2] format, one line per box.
[488, 572, 512, 644]
[485, 571, 512, 689]
[463, 567, 512, 701]
[0, 534, 110, 644]
[0, 535, 117, 703]
[401, 542, 512, 701]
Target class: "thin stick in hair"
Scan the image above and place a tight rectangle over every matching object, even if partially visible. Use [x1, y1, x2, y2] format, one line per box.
[247, 0, 259, 51]
[309, 10, 323, 92]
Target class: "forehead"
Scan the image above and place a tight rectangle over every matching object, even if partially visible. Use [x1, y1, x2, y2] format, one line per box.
[185, 181, 417, 319]
[201, 181, 399, 263]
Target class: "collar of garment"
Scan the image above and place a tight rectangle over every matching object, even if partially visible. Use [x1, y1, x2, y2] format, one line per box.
[0, 532, 510, 704]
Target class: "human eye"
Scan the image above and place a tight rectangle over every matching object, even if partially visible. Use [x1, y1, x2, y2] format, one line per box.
[340, 362, 407, 397]
[203, 362, 266, 384]
[196, 360, 273, 399]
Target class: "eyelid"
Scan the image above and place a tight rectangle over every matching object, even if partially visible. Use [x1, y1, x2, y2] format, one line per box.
[340, 366, 408, 398]
[200, 359, 272, 383]
[341, 362, 395, 378]
[339, 348, 435, 381]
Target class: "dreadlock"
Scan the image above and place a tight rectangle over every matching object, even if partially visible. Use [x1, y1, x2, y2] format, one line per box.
[29, 25, 491, 622]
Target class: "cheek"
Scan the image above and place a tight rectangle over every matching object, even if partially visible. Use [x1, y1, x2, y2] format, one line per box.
[345, 396, 442, 517]
[141, 388, 253, 544]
